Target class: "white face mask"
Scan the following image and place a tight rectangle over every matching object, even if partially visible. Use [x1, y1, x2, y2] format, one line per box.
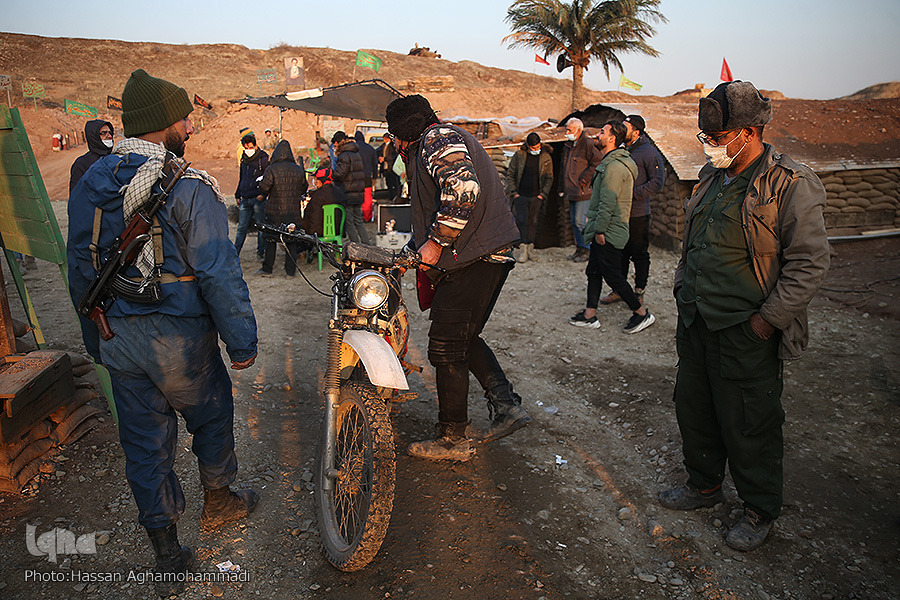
[565, 133, 577, 141]
[528, 148, 540, 156]
[102, 139, 114, 148]
[702, 134, 747, 169]
[243, 147, 255, 157]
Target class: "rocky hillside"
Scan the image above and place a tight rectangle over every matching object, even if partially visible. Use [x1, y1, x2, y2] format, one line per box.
[842, 82, 900, 101]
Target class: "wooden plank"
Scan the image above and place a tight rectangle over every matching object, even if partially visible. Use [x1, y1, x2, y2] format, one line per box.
[0, 175, 42, 201]
[0, 260, 15, 358]
[0, 351, 73, 417]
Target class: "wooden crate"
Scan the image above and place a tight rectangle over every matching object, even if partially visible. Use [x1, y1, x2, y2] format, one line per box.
[0, 351, 74, 444]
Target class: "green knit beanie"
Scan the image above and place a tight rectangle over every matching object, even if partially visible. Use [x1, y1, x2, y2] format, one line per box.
[122, 69, 193, 137]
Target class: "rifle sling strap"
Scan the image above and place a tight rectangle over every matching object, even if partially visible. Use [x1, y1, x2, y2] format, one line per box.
[90, 208, 195, 283]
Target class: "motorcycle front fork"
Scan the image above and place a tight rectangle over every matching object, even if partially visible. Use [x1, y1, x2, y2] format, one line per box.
[321, 294, 343, 492]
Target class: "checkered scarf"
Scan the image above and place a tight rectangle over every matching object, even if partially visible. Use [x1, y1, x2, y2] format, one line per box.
[113, 138, 225, 276]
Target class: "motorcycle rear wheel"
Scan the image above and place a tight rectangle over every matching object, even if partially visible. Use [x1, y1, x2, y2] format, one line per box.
[315, 381, 396, 571]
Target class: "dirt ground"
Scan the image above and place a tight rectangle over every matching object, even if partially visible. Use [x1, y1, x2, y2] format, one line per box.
[0, 193, 898, 600]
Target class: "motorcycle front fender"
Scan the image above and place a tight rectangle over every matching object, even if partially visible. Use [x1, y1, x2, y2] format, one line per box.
[341, 329, 409, 390]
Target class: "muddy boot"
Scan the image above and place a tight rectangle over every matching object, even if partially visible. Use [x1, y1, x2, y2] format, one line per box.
[200, 486, 260, 530]
[526, 243, 537, 262]
[146, 524, 194, 598]
[484, 384, 531, 443]
[408, 422, 475, 461]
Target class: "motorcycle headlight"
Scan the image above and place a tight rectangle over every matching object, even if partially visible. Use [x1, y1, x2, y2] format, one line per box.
[349, 270, 389, 310]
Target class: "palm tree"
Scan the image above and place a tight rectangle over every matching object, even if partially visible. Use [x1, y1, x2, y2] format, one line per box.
[504, 0, 666, 110]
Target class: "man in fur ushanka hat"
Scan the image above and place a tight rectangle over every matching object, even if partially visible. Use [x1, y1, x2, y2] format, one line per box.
[658, 80, 830, 552]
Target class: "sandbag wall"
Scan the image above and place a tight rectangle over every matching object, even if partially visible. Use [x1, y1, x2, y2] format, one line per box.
[819, 167, 900, 231]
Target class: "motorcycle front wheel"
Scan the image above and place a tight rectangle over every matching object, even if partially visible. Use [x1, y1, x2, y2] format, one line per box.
[315, 380, 396, 571]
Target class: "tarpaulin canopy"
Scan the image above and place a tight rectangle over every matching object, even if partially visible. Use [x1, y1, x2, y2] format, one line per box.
[229, 79, 403, 122]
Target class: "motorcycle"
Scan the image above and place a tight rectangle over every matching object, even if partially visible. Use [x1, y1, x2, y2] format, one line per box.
[255, 223, 422, 572]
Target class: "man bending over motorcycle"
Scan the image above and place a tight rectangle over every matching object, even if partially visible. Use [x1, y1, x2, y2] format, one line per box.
[385, 94, 531, 461]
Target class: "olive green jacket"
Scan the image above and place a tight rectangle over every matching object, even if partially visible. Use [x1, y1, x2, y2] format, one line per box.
[674, 144, 831, 360]
[583, 148, 638, 250]
[504, 145, 554, 199]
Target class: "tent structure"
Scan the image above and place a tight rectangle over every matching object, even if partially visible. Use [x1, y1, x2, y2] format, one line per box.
[229, 79, 403, 122]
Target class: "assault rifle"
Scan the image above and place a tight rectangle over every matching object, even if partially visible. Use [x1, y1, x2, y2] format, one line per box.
[77, 155, 190, 341]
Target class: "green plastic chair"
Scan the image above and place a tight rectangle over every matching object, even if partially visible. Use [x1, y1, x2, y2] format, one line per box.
[318, 204, 345, 270]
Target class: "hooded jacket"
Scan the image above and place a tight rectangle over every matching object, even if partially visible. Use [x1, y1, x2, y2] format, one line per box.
[259, 140, 308, 225]
[235, 147, 269, 201]
[67, 151, 257, 363]
[505, 143, 554, 199]
[69, 119, 113, 194]
[332, 140, 365, 205]
[625, 133, 665, 218]
[583, 148, 639, 250]
[354, 131, 378, 182]
[674, 144, 830, 360]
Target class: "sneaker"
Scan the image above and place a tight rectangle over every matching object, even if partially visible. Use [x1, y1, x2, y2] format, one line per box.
[254, 269, 272, 277]
[408, 422, 475, 461]
[659, 485, 724, 510]
[623, 311, 655, 334]
[599, 291, 622, 305]
[725, 508, 773, 551]
[484, 401, 531, 443]
[572, 248, 589, 262]
[569, 311, 601, 329]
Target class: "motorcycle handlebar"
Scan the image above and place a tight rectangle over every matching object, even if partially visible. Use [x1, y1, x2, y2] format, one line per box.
[253, 222, 425, 271]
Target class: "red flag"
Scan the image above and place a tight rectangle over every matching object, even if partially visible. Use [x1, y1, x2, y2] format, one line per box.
[535, 54, 550, 66]
[720, 58, 733, 82]
[193, 94, 212, 110]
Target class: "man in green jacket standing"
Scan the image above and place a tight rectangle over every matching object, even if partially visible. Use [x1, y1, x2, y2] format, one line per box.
[569, 121, 655, 334]
[659, 81, 830, 552]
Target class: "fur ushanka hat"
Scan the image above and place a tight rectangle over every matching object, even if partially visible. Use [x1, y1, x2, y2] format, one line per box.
[698, 81, 772, 132]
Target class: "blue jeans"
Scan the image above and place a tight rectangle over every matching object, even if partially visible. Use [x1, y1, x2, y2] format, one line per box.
[235, 197, 266, 255]
[100, 314, 237, 529]
[569, 199, 589, 250]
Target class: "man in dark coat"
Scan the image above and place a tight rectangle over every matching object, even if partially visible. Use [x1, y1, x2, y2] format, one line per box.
[561, 118, 603, 262]
[331, 132, 370, 243]
[386, 94, 530, 462]
[377, 133, 401, 200]
[258, 140, 309, 276]
[234, 134, 269, 259]
[302, 167, 346, 238]
[69, 119, 114, 193]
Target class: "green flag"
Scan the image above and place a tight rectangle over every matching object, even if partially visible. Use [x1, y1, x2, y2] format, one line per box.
[356, 50, 382, 72]
[619, 74, 643, 92]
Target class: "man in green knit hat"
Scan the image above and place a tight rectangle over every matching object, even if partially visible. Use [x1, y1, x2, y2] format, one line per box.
[67, 69, 259, 597]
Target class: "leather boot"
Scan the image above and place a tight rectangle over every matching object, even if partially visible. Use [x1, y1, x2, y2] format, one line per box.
[408, 421, 474, 461]
[200, 486, 260, 530]
[526, 243, 536, 262]
[146, 523, 194, 598]
[484, 384, 531, 442]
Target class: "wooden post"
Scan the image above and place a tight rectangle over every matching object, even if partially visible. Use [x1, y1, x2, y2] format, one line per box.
[0, 261, 17, 358]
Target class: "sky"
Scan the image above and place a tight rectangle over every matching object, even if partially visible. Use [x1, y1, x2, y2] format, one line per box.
[5, 0, 900, 100]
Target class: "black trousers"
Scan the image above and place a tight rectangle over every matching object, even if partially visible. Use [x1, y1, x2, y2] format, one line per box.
[586, 240, 641, 311]
[621, 215, 651, 290]
[513, 195, 542, 244]
[262, 239, 300, 275]
[427, 260, 515, 424]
